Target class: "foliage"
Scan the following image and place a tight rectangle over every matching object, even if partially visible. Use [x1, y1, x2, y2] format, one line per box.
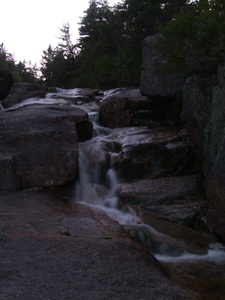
[40, 23, 76, 88]
[3, 0, 224, 88]
[40, 0, 224, 88]
[0, 43, 38, 83]
[0, 43, 15, 72]
[69, 0, 190, 89]
[156, 0, 225, 77]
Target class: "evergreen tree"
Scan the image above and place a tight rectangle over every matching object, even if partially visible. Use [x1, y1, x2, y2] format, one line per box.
[40, 24, 76, 88]
[40, 0, 193, 89]
[0, 43, 16, 72]
[156, 0, 225, 77]
[0, 43, 38, 83]
[74, 1, 119, 88]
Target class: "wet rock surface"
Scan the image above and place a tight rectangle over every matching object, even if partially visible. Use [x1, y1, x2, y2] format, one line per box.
[118, 175, 203, 206]
[49, 87, 100, 104]
[0, 104, 92, 190]
[108, 127, 197, 181]
[99, 88, 154, 128]
[1, 84, 225, 299]
[1, 82, 47, 108]
[0, 189, 194, 300]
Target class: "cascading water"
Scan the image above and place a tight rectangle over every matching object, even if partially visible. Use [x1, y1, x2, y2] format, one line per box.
[5, 86, 224, 298]
[74, 110, 225, 265]
[74, 116, 142, 226]
[8, 86, 225, 265]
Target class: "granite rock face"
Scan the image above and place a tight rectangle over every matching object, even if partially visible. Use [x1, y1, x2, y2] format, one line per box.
[0, 104, 92, 190]
[140, 35, 186, 126]
[182, 64, 225, 240]
[0, 189, 195, 300]
[140, 35, 185, 98]
[1, 82, 47, 108]
[108, 127, 197, 181]
[99, 88, 152, 128]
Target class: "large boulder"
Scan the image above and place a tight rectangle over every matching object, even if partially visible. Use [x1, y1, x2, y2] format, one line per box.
[119, 175, 203, 207]
[0, 104, 92, 190]
[1, 82, 47, 108]
[0, 189, 194, 300]
[99, 88, 153, 128]
[140, 35, 185, 98]
[0, 71, 14, 101]
[109, 127, 197, 181]
[182, 63, 225, 240]
[140, 35, 186, 126]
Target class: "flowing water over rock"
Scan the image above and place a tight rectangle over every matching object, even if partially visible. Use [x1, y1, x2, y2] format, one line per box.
[71, 98, 225, 299]
[2, 87, 225, 298]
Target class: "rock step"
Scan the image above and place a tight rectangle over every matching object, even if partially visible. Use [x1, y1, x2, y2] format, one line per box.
[0, 104, 92, 190]
[0, 189, 194, 300]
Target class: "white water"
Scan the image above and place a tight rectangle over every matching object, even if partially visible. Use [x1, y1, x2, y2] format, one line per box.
[156, 243, 225, 263]
[3, 86, 225, 264]
[74, 117, 141, 226]
[74, 115, 225, 264]
[3, 87, 90, 112]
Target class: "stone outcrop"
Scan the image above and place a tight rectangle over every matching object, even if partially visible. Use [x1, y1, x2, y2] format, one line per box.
[1, 82, 47, 108]
[119, 175, 203, 207]
[118, 174, 206, 227]
[99, 88, 153, 128]
[140, 35, 186, 126]
[140, 35, 185, 98]
[182, 64, 225, 240]
[79, 126, 197, 186]
[0, 71, 14, 101]
[0, 189, 194, 300]
[49, 87, 100, 105]
[109, 127, 197, 181]
[0, 104, 92, 190]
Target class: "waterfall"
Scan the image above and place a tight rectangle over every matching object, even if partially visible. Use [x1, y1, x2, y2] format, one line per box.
[75, 141, 121, 209]
[74, 108, 225, 263]
[74, 115, 141, 225]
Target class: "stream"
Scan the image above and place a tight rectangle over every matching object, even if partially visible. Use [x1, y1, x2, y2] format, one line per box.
[72, 101, 225, 299]
[74, 111, 224, 254]
[5, 87, 225, 299]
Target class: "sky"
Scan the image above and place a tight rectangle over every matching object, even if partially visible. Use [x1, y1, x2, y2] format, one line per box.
[1, 0, 119, 67]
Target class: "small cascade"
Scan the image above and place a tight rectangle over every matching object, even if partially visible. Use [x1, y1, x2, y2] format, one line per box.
[74, 114, 141, 225]
[75, 149, 101, 203]
[74, 112, 225, 266]
[155, 243, 225, 263]
[75, 140, 120, 209]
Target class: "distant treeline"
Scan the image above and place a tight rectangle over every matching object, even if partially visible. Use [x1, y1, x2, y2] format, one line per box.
[1, 0, 225, 89]
[0, 42, 38, 83]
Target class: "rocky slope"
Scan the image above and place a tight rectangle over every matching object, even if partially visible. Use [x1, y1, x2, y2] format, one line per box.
[0, 189, 194, 300]
[182, 63, 225, 241]
[1, 62, 225, 298]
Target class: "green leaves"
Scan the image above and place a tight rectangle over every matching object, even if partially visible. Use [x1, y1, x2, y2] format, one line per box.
[40, 0, 194, 88]
[156, 0, 225, 77]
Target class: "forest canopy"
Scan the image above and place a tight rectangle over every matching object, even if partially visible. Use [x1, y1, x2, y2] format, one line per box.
[1, 0, 225, 88]
[0, 43, 38, 83]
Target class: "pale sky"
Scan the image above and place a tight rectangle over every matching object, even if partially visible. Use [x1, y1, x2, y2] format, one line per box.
[1, 0, 119, 67]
